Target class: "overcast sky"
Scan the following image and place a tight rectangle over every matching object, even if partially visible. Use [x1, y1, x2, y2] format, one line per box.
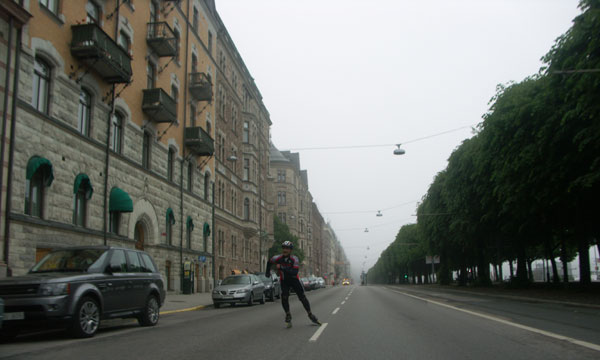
[216, 0, 582, 280]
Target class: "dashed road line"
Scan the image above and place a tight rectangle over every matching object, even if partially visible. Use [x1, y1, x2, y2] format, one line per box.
[332, 307, 340, 315]
[341, 301, 346, 305]
[309, 323, 329, 342]
[386, 287, 600, 353]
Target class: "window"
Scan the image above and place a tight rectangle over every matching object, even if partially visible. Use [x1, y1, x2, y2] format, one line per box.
[208, 31, 213, 55]
[277, 170, 286, 183]
[193, 8, 199, 32]
[231, 235, 236, 259]
[167, 148, 175, 182]
[109, 212, 120, 234]
[171, 85, 179, 104]
[300, 220, 304, 234]
[186, 226, 192, 249]
[40, 0, 59, 15]
[86, 1, 100, 23]
[142, 131, 152, 169]
[218, 230, 224, 257]
[243, 158, 250, 181]
[243, 121, 249, 143]
[189, 103, 197, 129]
[73, 184, 90, 227]
[149, 1, 158, 23]
[187, 163, 194, 192]
[147, 61, 156, 89]
[117, 31, 130, 53]
[278, 192, 286, 206]
[77, 89, 92, 137]
[278, 213, 286, 224]
[127, 251, 143, 272]
[219, 136, 225, 161]
[243, 198, 250, 220]
[108, 250, 127, 273]
[25, 171, 45, 217]
[204, 172, 211, 200]
[32, 57, 50, 114]
[206, 119, 212, 136]
[191, 53, 198, 74]
[166, 210, 175, 245]
[173, 29, 181, 61]
[111, 112, 123, 153]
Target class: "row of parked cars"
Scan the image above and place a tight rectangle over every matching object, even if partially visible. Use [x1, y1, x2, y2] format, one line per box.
[300, 276, 326, 291]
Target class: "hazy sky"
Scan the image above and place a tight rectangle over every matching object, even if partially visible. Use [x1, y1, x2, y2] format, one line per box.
[216, 0, 582, 280]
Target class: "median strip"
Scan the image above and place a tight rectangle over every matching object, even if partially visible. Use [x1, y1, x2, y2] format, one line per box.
[386, 287, 600, 353]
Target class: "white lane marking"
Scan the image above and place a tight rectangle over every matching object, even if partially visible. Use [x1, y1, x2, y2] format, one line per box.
[345, 297, 349, 300]
[332, 307, 340, 315]
[309, 323, 329, 342]
[341, 301, 346, 305]
[387, 288, 600, 353]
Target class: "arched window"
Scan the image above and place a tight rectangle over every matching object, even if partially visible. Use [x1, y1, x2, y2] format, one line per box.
[25, 156, 54, 218]
[73, 173, 93, 227]
[32, 57, 51, 114]
[78, 89, 92, 137]
[243, 198, 250, 220]
[111, 112, 123, 153]
[166, 208, 175, 245]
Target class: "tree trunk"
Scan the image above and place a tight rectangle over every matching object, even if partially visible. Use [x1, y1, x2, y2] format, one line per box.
[560, 238, 569, 283]
[578, 237, 591, 285]
[498, 264, 504, 282]
[516, 245, 529, 286]
[527, 259, 534, 281]
[550, 256, 559, 283]
[509, 260, 514, 279]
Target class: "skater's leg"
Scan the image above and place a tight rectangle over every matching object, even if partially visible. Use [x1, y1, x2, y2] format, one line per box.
[280, 281, 291, 314]
[291, 278, 312, 314]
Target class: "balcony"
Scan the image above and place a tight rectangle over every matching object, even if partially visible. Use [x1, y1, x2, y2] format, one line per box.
[70, 23, 132, 84]
[189, 73, 213, 102]
[146, 22, 178, 57]
[142, 88, 177, 123]
[184, 126, 214, 156]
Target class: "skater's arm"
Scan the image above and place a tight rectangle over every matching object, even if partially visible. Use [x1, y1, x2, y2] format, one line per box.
[266, 255, 280, 277]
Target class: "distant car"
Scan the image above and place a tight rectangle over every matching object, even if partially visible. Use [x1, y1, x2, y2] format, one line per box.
[212, 274, 265, 308]
[308, 276, 319, 290]
[300, 277, 311, 291]
[316, 277, 325, 288]
[342, 278, 351, 285]
[0, 246, 165, 339]
[255, 273, 280, 301]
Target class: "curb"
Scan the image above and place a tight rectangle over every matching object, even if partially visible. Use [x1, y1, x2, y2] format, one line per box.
[160, 304, 210, 315]
[386, 285, 600, 310]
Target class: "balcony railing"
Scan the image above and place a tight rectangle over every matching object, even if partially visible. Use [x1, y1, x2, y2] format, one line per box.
[142, 88, 177, 123]
[146, 22, 178, 57]
[189, 72, 213, 102]
[70, 23, 132, 84]
[184, 126, 214, 157]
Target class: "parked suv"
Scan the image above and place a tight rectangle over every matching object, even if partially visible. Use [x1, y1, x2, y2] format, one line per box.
[0, 246, 165, 339]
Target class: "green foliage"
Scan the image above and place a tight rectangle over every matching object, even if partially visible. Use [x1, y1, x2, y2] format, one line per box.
[369, 2, 600, 286]
[268, 215, 305, 264]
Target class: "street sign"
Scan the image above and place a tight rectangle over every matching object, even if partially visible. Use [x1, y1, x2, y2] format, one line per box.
[198, 256, 206, 262]
[426, 256, 440, 264]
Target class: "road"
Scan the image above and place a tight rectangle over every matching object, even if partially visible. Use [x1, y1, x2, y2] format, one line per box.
[1, 285, 599, 359]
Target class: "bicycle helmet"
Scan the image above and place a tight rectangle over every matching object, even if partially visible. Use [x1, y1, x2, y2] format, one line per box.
[282, 241, 294, 249]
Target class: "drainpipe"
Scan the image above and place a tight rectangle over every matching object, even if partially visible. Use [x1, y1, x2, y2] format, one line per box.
[3, 22, 20, 276]
[212, 180, 215, 288]
[104, 0, 120, 245]
[1, 17, 14, 271]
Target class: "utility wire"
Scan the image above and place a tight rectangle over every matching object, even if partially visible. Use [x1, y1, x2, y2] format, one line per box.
[284, 125, 474, 152]
[323, 200, 419, 215]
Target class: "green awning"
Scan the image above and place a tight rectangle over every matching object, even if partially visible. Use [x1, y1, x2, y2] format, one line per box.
[26, 156, 54, 186]
[166, 208, 176, 225]
[186, 216, 194, 231]
[203, 222, 211, 237]
[109, 187, 133, 213]
[73, 173, 93, 199]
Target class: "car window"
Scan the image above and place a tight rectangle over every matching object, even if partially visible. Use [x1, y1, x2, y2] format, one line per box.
[140, 253, 157, 273]
[30, 249, 106, 273]
[126, 251, 142, 272]
[108, 250, 127, 273]
[221, 276, 250, 285]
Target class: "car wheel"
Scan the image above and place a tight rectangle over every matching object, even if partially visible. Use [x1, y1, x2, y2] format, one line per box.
[247, 292, 254, 306]
[213, 302, 221, 309]
[260, 292, 265, 305]
[138, 295, 160, 327]
[70, 296, 100, 338]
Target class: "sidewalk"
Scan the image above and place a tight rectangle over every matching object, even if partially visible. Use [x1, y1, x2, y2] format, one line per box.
[160, 292, 214, 314]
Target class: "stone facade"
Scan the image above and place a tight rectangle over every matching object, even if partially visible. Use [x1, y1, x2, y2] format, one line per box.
[0, 0, 227, 293]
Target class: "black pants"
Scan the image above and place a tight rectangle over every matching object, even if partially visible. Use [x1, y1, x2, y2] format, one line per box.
[280, 277, 311, 315]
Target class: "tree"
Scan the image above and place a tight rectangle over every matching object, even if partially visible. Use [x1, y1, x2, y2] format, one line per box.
[268, 216, 305, 264]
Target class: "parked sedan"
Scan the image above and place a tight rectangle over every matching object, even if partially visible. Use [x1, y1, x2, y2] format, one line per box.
[212, 274, 265, 308]
[308, 276, 319, 290]
[300, 277, 311, 291]
[316, 277, 326, 289]
[0, 246, 165, 339]
[255, 273, 280, 301]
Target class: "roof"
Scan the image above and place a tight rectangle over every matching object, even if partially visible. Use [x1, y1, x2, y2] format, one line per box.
[270, 143, 290, 163]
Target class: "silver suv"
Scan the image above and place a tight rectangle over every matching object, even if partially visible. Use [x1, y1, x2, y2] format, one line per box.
[0, 246, 165, 339]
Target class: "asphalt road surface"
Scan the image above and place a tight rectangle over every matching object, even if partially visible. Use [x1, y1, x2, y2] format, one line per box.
[2, 285, 599, 359]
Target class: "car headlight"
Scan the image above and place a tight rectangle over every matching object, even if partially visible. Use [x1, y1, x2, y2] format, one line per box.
[40, 283, 70, 296]
[265, 284, 272, 289]
[236, 289, 250, 294]
[212, 290, 219, 294]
